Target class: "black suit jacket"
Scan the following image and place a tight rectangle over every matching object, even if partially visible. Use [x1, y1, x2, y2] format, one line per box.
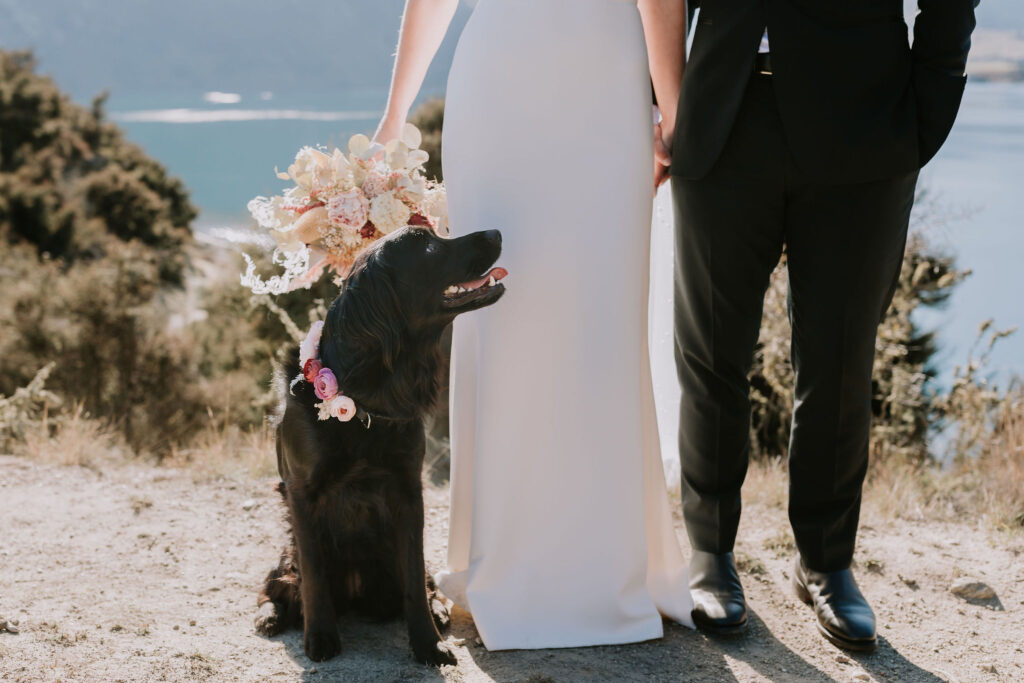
[670, 0, 978, 183]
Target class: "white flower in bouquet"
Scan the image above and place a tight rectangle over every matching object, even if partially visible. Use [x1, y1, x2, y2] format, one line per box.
[384, 124, 429, 172]
[401, 122, 422, 148]
[330, 149, 353, 189]
[348, 135, 381, 171]
[405, 149, 430, 171]
[239, 244, 312, 296]
[422, 186, 449, 236]
[346, 134, 384, 186]
[348, 133, 384, 162]
[396, 174, 427, 205]
[248, 194, 292, 231]
[327, 189, 370, 231]
[311, 164, 336, 196]
[282, 146, 331, 192]
[385, 140, 410, 171]
[369, 191, 412, 235]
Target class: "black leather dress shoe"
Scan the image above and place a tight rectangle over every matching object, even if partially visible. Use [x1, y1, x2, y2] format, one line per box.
[793, 557, 878, 652]
[689, 551, 748, 635]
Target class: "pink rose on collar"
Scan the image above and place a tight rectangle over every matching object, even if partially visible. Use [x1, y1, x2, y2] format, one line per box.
[313, 367, 338, 400]
[327, 395, 357, 422]
[302, 358, 323, 383]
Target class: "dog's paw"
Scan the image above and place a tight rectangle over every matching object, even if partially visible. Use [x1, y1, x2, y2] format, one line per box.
[430, 595, 452, 632]
[254, 602, 286, 637]
[304, 628, 342, 662]
[412, 640, 457, 668]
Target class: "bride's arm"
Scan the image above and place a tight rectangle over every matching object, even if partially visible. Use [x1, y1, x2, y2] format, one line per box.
[638, 0, 687, 186]
[374, 0, 461, 143]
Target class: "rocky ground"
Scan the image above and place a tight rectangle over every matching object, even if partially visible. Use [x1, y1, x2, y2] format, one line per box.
[0, 455, 1021, 682]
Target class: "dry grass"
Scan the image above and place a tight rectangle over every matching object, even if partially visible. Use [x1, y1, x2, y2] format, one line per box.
[865, 394, 1024, 532]
[740, 456, 789, 510]
[739, 393, 1024, 535]
[17, 404, 130, 470]
[164, 419, 277, 481]
[7, 366, 1022, 534]
[12, 395, 277, 481]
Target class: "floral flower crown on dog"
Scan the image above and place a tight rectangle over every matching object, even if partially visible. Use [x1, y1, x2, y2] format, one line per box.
[293, 320, 358, 423]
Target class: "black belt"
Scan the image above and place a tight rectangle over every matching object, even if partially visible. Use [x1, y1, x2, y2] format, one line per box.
[755, 52, 773, 75]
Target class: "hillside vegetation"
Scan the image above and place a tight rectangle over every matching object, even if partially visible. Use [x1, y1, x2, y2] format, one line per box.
[0, 51, 1021, 533]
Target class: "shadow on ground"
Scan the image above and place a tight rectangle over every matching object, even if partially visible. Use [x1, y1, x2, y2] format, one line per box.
[456, 607, 835, 682]
[263, 603, 954, 682]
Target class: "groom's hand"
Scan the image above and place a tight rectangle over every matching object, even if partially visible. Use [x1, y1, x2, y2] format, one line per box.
[654, 122, 673, 191]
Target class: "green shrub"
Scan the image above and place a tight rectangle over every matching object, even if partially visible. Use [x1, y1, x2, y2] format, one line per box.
[0, 49, 200, 453]
[0, 50, 195, 283]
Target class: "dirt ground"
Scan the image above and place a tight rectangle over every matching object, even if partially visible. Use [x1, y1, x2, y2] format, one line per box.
[0, 455, 1021, 682]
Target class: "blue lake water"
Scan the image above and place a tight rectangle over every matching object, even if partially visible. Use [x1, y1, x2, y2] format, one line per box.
[110, 82, 1024, 384]
[916, 82, 1024, 385]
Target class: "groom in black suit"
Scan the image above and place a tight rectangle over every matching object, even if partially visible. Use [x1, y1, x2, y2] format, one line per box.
[667, 0, 978, 651]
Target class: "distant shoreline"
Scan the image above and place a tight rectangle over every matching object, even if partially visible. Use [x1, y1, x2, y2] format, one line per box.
[969, 28, 1024, 82]
[970, 62, 1024, 83]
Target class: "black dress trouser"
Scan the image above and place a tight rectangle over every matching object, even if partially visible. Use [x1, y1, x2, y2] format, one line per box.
[671, 73, 918, 573]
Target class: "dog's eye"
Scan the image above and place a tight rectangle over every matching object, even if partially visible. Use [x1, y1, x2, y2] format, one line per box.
[425, 242, 438, 255]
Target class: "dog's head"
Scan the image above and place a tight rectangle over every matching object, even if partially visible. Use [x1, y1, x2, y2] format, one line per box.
[321, 226, 506, 375]
[364, 225, 507, 320]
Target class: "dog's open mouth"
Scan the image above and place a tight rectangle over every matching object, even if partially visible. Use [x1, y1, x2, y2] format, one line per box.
[442, 267, 508, 309]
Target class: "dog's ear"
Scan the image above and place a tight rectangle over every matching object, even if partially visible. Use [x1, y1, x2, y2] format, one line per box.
[324, 252, 405, 372]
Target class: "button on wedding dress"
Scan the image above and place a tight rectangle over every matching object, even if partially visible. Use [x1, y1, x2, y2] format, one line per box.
[437, 0, 694, 649]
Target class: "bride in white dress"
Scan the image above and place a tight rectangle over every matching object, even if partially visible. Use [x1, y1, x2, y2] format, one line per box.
[376, 0, 692, 649]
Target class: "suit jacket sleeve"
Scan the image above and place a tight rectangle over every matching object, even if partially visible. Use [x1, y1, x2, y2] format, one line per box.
[910, 0, 979, 166]
[912, 0, 979, 75]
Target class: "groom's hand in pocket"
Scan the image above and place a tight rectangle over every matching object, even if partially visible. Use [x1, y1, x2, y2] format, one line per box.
[654, 122, 673, 192]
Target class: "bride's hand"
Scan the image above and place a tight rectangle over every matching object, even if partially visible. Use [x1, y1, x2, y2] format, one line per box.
[654, 122, 673, 192]
[373, 112, 406, 145]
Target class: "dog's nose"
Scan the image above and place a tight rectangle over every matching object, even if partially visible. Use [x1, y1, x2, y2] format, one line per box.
[481, 229, 502, 249]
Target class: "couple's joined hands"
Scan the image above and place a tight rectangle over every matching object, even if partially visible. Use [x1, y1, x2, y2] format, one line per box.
[654, 120, 673, 193]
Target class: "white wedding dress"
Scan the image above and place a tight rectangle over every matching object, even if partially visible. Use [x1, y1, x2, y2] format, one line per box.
[438, 0, 693, 650]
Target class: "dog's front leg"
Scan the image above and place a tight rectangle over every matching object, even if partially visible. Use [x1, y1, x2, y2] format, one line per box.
[396, 488, 457, 667]
[290, 495, 342, 662]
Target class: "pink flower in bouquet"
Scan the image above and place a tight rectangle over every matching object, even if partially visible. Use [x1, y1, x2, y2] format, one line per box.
[313, 367, 339, 400]
[302, 358, 323, 383]
[361, 171, 390, 199]
[327, 395, 357, 422]
[360, 222, 378, 240]
[327, 189, 369, 231]
[407, 213, 433, 228]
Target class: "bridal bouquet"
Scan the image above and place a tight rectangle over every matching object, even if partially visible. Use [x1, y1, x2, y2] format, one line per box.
[241, 123, 448, 294]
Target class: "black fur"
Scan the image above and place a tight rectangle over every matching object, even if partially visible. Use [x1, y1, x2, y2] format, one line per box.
[255, 226, 504, 666]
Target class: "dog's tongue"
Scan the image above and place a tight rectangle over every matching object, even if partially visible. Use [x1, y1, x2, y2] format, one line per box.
[457, 267, 508, 291]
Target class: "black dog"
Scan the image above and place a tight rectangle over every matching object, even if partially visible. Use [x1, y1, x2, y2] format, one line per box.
[255, 226, 506, 666]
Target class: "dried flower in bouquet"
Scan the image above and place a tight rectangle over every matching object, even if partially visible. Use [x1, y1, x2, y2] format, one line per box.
[241, 123, 448, 295]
